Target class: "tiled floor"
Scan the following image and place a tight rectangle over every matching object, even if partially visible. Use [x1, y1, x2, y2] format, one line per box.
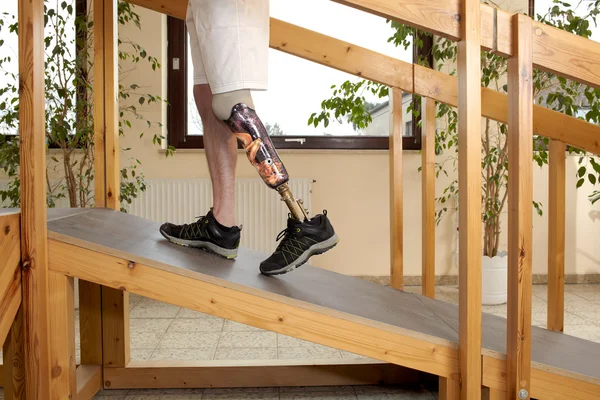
[69, 283, 600, 398]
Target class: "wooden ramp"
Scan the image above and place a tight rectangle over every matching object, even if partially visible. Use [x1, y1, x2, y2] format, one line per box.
[47, 208, 600, 398]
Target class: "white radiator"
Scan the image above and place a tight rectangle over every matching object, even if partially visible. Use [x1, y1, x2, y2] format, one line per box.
[128, 178, 313, 253]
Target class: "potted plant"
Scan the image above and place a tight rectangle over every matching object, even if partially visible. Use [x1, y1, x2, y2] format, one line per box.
[0, 0, 173, 210]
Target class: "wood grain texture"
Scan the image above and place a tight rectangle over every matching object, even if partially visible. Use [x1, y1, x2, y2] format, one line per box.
[483, 356, 600, 400]
[0, 273, 22, 349]
[270, 19, 413, 92]
[18, 0, 52, 397]
[506, 13, 534, 400]
[74, 365, 102, 400]
[102, 287, 130, 368]
[421, 97, 436, 299]
[389, 89, 404, 290]
[78, 281, 103, 365]
[0, 214, 21, 344]
[457, 0, 483, 398]
[439, 376, 460, 400]
[3, 308, 25, 400]
[482, 387, 506, 400]
[103, 0, 120, 210]
[48, 271, 76, 398]
[547, 140, 566, 332]
[93, 0, 106, 208]
[532, 20, 600, 89]
[103, 359, 419, 389]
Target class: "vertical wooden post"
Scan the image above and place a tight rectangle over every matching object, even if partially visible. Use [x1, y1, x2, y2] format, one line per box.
[3, 308, 25, 400]
[506, 13, 534, 400]
[439, 376, 460, 400]
[389, 88, 404, 290]
[94, 0, 131, 370]
[48, 271, 76, 397]
[483, 387, 506, 400]
[457, 0, 483, 398]
[18, 0, 52, 397]
[547, 140, 565, 332]
[421, 97, 436, 298]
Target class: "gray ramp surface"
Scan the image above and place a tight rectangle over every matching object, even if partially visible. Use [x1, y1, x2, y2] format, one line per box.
[47, 208, 600, 383]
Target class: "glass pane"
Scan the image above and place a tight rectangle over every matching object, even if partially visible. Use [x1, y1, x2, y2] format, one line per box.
[185, 0, 413, 138]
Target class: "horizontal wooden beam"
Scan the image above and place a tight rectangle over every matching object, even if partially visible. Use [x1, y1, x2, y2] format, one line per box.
[270, 19, 413, 92]
[49, 239, 459, 378]
[126, 0, 600, 88]
[103, 359, 420, 389]
[75, 365, 102, 400]
[482, 356, 600, 400]
[415, 65, 600, 155]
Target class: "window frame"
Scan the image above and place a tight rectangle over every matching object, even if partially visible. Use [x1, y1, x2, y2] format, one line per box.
[166, 17, 426, 151]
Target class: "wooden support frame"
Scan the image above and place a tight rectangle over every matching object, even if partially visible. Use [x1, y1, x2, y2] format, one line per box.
[93, 0, 131, 373]
[48, 271, 76, 397]
[457, 0, 483, 398]
[3, 308, 25, 400]
[506, 13, 534, 400]
[103, 359, 420, 389]
[389, 88, 404, 290]
[547, 140, 566, 332]
[49, 239, 460, 379]
[421, 97, 436, 298]
[17, 0, 52, 397]
[483, 355, 600, 400]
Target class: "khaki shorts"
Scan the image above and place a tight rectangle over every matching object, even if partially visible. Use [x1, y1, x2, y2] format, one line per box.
[186, 0, 269, 94]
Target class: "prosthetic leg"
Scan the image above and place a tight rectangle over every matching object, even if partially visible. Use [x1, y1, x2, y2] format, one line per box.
[223, 102, 310, 222]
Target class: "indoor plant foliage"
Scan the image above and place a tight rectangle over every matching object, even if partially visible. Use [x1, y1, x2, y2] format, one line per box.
[0, 0, 173, 211]
[311, 0, 600, 262]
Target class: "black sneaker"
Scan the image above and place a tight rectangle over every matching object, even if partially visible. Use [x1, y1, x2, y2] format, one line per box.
[159, 209, 241, 259]
[260, 210, 339, 276]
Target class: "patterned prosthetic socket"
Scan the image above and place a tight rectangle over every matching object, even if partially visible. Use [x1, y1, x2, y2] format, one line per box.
[225, 103, 308, 221]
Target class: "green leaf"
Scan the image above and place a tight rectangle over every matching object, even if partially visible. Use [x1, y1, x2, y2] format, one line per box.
[576, 178, 585, 188]
[578, 166, 586, 177]
[589, 174, 597, 185]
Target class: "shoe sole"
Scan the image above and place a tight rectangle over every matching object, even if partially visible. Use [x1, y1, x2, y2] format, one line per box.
[260, 233, 340, 276]
[159, 229, 238, 260]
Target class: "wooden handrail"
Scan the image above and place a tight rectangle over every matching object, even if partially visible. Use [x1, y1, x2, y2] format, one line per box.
[126, 0, 600, 89]
[125, 0, 600, 156]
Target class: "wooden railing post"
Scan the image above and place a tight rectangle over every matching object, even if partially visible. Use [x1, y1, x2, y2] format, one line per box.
[18, 0, 53, 397]
[457, 0, 483, 398]
[92, 0, 131, 372]
[421, 97, 436, 298]
[506, 12, 534, 400]
[547, 140, 566, 332]
[390, 88, 404, 290]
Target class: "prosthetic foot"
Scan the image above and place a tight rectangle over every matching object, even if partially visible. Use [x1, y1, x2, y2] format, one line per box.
[221, 99, 339, 275]
[224, 103, 309, 221]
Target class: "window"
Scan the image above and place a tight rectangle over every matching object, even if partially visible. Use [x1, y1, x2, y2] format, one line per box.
[167, 5, 429, 151]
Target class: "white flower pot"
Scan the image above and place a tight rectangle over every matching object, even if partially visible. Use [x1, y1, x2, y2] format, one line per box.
[482, 251, 507, 305]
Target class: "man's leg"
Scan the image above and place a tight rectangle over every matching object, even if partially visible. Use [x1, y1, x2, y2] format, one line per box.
[166, 0, 339, 274]
[159, 5, 242, 259]
[193, 84, 237, 228]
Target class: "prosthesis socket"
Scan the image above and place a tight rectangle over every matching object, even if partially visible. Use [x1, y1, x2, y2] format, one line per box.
[225, 103, 310, 221]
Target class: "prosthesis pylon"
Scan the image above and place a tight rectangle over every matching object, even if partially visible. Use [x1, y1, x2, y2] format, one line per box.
[224, 103, 309, 221]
